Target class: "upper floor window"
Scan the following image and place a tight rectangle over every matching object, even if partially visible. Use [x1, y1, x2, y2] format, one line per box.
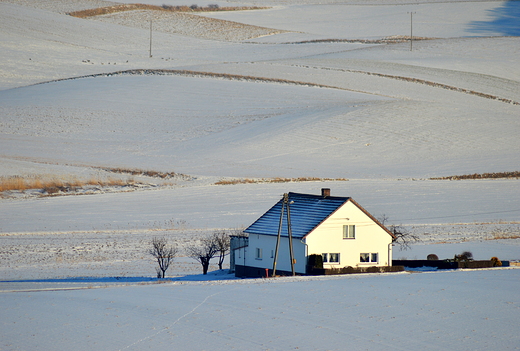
[343, 225, 356, 239]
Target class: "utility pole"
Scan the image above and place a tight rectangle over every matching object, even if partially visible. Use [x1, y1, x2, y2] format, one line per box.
[272, 193, 296, 276]
[408, 12, 416, 51]
[272, 196, 285, 276]
[285, 194, 295, 276]
[149, 19, 153, 58]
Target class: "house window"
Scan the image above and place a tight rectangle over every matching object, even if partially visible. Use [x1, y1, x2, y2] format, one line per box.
[329, 253, 340, 263]
[343, 225, 355, 239]
[360, 253, 378, 263]
[255, 248, 262, 260]
[270, 250, 274, 258]
[323, 253, 339, 263]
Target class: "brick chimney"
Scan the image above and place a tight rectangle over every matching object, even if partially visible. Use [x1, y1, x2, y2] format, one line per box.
[321, 188, 330, 197]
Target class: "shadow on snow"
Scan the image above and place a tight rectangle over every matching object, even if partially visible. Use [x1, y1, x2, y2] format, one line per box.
[468, 0, 520, 36]
[0, 270, 237, 285]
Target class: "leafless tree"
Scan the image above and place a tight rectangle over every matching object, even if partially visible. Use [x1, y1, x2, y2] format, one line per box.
[212, 230, 231, 270]
[186, 235, 219, 275]
[378, 214, 419, 251]
[454, 251, 473, 262]
[149, 237, 178, 278]
[390, 224, 419, 251]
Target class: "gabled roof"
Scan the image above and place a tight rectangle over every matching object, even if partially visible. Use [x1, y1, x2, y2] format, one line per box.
[245, 192, 395, 239]
[245, 192, 350, 239]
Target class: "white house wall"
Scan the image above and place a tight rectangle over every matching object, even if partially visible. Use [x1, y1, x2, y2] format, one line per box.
[305, 201, 392, 268]
[244, 234, 306, 274]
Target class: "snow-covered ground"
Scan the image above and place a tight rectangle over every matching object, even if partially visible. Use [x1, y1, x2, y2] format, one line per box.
[2, 269, 520, 350]
[1, 0, 519, 349]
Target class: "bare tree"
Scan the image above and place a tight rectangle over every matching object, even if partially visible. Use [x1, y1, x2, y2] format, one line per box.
[454, 251, 473, 262]
[389, 224, 419, 251]
[149, 237, 178, 278]
[213, 230, 231, 270]
[186, 235, 219, 275]
[378, 214, 419, 251]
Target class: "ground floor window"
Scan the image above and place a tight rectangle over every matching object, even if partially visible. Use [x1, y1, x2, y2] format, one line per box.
[255, 248, 262, 259]
[329, 253, 340, 263]
[323, 253, 340, 263]
[360, 253, 378, 263]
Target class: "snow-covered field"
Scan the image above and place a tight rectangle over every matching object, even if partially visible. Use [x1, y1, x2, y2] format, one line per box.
[1, 0, 519, 349]
[2, 269, 520, 350]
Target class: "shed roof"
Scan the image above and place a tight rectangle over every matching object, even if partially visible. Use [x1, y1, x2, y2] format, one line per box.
[244, 192, 350, 239]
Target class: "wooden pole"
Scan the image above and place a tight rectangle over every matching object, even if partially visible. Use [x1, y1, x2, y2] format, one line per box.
[408, 12, 416, 51]
[149, 19, 153, 58]
[286, 194, 296, 276]
[272, 197, 285, 276]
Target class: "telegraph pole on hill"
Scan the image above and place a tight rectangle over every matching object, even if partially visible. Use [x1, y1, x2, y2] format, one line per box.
[408, 12, 416, 51]
[149, 19, 153, 58]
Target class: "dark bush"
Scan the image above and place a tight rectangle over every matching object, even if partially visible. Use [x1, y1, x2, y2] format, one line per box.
[325, 268, 340, 275]
[427, 254, 439, 260]
[457, 260, 499, 269]
[307, 254, 323, 269]
[323, 266, 403, 275]
[366, 266, 380, 273]
[381, 265, 405, 272]
[343, 266, 356, 274]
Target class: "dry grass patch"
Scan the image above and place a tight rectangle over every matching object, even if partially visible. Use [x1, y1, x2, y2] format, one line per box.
[99, 167, 192, 180]
[286, 36, 436, 44]
[68, 3, 269, 18]
[0, 175, 127, 193]
[0, 168, 193, 197]
[431, 171, 520, 180]
[42, 69, 356, 93]
[488, 226, 520, 240]
[215, 177, 348, 185]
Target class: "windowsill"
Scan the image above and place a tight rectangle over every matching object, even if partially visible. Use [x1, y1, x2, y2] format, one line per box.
[342, 238, 355, 240]
[359, 262, 378, 265]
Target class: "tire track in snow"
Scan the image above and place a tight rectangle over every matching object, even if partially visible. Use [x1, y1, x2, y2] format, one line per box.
[117, 286, 239, 351]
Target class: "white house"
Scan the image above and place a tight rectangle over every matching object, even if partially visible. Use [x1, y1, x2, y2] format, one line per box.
[234, 189, 395, 277]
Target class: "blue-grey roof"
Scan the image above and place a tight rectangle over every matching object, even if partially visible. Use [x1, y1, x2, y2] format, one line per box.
[245, 192, 350, 239]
